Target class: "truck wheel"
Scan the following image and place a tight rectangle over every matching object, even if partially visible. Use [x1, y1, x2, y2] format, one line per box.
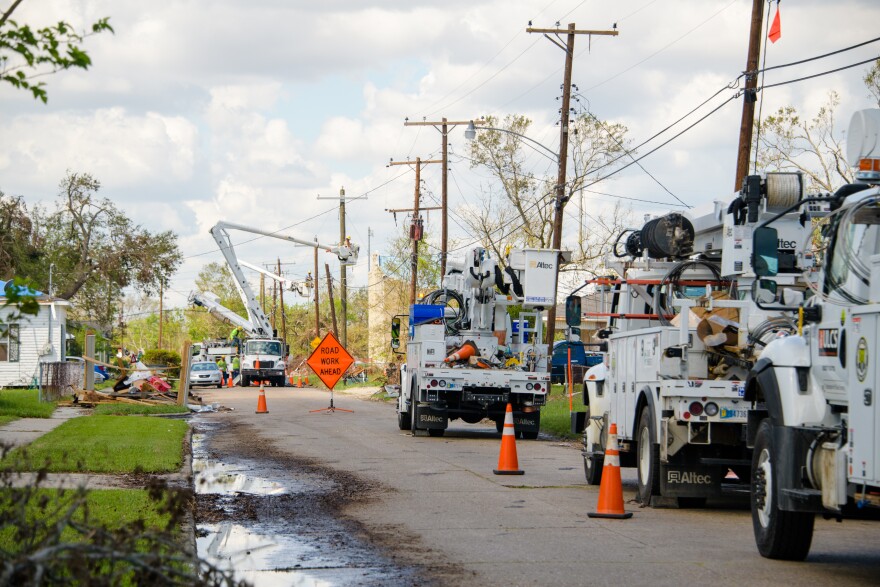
[428, 428, 445, 437]
[751, 419, 815, 560]
[241, 375, 250, 388]
[495, 418, 504, 434]
[583, 451, 604, 485]
[637, 406, 660, 505]
[397, 396, 412, 430]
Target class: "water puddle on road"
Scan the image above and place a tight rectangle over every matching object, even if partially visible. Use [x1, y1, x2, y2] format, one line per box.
[192, 422, 413, 586]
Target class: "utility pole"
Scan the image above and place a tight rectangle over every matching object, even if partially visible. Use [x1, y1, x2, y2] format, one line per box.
[325, 263, 339, 337]
[277, 258, 287, 346]
[317, 187, 362, 348]
[403, 119, 484, 277]
[158, 281, 163, 349]
[314, 242, 320, 338]
[367, 227, 374, 272]
[271, 263, 277, 332]
[388, 158, 442, 305]
[734, 0, 765, 190]
[527, 22, 618, 353]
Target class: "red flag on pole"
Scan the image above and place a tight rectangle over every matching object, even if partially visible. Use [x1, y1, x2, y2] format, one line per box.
[768, 5, 782, 43]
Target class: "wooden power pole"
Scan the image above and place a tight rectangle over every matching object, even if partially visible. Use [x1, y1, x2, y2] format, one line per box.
[325, 263, 339, 338]
[277, 258, 287, 345]
[317, 187, 363, 348]
[403, 119, 483, 277]
[388, 157, 442, 305]
[527, 22, 618, 354]
[734, 0, 766, 190]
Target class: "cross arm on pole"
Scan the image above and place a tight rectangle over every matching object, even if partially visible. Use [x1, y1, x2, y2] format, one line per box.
[526, 27, 619, 36]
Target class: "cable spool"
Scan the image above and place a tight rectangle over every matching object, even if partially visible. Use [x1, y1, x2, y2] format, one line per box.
[765, 172, 803, 210]
[640, 213, 695, 259]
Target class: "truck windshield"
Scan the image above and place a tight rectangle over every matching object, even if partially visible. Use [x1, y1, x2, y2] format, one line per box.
[246, 341, 282, 355]
[825, 197, 880, 305]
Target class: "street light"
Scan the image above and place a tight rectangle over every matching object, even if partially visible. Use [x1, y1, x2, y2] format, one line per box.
[464, 121, 559, 163]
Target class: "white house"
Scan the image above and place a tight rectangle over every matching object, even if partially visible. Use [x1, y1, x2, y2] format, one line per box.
[0, 281, 70, 388]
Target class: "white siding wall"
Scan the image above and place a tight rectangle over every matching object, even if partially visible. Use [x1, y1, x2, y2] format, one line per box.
[0, 302, 68, 387]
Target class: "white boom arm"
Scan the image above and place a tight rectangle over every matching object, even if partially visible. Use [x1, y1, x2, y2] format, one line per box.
[188, 291, 258, 336]
[210, 224, 275, 337]
[208, 221, 359, 337]
[239, 260, 312, 298]
[213, 221, 359, 266]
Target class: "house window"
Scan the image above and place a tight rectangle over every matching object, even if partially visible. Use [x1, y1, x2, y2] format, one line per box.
[0, 324, 20, 362]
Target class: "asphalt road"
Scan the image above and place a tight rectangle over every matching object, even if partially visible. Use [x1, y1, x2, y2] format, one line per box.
[198, 385, 880, 586]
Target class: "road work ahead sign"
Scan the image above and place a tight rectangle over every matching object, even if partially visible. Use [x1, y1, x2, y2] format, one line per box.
[306, 331, 354, 389]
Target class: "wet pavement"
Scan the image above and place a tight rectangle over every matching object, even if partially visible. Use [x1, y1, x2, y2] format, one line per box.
[191, 418, 423, 586]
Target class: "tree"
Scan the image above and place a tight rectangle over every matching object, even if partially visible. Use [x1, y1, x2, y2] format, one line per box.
[1, 172, 183, 329]
[865, 59, 880, 107]
[463, 113, 631, 275]
[186, 262, 245, 342]
[754, 91, 852, 192]
[0, 0, 113, 103]
[0, 192, 41, 279]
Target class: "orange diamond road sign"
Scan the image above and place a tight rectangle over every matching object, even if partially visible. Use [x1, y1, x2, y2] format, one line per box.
[306, 331, 354, 389]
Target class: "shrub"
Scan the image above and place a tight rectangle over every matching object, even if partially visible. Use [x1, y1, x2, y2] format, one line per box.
[142, 350, 181, 379]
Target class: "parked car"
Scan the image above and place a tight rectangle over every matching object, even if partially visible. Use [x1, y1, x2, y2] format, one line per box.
[550, 341, 603, 384]
[65, 357, 108, 384]
[190, 361, 223, 388]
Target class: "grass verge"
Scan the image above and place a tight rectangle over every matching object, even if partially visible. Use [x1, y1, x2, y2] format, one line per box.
[0, 488, 171, 554]
[92, 404, 189, 416]
[0, 389, 57, 420]
[540, 384, 586, 440]
[3, 415, 188, 473]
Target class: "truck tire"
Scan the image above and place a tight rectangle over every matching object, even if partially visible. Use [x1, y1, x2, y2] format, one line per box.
[428, 428, 445, 437]
[583, 451, 604, 485]
[495, 418, 504, 434]
[751, 418, 815, 560]
[637, 405, 660, 505]
[397, 396, 412, 430]
[241, 375, 250, 388]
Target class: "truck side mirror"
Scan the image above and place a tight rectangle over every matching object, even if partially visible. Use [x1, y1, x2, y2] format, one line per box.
[565, 295, 582, 327]
[753, 226, 779, 276]
[390, 317, 401, 350]
[751, 278, 778, 305]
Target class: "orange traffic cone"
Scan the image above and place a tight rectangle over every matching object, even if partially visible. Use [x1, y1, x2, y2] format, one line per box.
[588, 423, 633, 519]
[288, 373, 295, 386]
[493, 403, 524, 475]
[227, 375, 234, 388]
[298, 374, 303, 388]
[305, 374, 310, 386]
[444, 340, 478, 363]
[255, 383, 269, 414]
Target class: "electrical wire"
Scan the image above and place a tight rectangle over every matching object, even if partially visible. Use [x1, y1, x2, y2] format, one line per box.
[753, 35, 880, 75]
[759, 56, 880, 91]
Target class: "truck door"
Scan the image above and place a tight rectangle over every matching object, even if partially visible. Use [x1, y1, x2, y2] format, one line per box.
[849, 310, 879, 486]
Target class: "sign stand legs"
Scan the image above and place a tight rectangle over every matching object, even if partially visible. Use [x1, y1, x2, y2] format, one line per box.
[309, 387, 354, 414]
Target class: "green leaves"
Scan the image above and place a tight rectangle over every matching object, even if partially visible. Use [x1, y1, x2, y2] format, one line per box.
[0, 15, 113, 102]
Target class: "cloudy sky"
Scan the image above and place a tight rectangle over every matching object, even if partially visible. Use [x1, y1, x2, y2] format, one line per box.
[2, 0, 879, 310]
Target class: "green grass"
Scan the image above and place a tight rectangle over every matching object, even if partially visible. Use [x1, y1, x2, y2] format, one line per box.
[3, 416, 188, 473]
[92, 403, 189, 416]
[540, 384, 587, 440]
[0, 488, 172, 554]
[0, 415, 16, 427]
[0, 389, 57, 420]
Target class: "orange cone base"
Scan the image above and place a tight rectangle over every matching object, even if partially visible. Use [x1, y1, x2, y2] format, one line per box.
[587, 511, 633, 519]
[493, 468, 524, 475]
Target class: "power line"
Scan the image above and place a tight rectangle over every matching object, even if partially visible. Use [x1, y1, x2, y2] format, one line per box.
[760, 55, 880, 91]
[754, 35, 880, 75]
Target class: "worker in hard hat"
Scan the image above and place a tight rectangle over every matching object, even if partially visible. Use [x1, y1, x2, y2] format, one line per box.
[229, 327, 241, 353]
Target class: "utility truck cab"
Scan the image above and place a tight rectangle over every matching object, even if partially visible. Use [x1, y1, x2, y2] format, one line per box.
[745, 108, 880, 560]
